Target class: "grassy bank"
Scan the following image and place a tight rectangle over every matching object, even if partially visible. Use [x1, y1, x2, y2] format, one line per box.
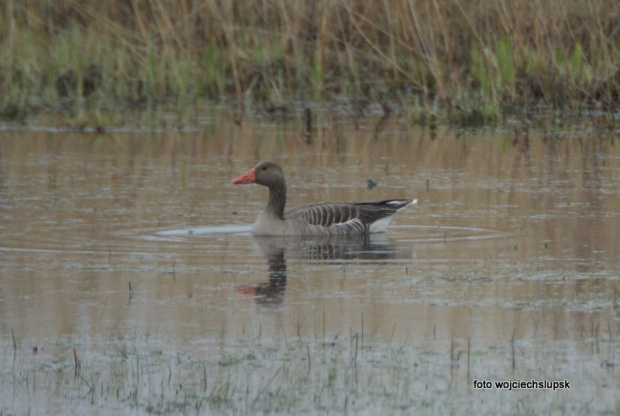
[1, 0, 619, 126]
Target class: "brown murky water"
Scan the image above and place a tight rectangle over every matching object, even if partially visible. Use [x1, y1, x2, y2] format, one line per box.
[1, 113, 619, 414]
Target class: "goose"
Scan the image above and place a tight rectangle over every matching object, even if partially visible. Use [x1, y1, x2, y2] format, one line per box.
[233, 162, 416, 236]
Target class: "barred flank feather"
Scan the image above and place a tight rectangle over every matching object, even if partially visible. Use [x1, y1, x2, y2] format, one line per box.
[285, 200, 416, 234]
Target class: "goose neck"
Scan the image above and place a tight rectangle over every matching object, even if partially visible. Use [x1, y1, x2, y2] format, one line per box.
[266, 181, 286, 220]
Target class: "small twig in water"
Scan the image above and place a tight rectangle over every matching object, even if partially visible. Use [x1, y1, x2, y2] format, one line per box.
[304, 107, 312, 142]
[352, 332, 359, 367]
[306, 344, 311, 377]
[511, 334, 516, 370]
[361, 313, 364, 351]
[76, 372, 94, 395]
[73, 348, 82, 378]
[467, 337, 471, 380]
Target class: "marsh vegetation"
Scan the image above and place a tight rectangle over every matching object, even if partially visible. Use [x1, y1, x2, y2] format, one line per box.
[1, 0, 620, 126]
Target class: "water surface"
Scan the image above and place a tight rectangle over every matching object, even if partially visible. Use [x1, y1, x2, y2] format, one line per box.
[1, 115, 619, 414]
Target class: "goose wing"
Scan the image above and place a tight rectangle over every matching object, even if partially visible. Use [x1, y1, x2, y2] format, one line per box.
[284, 199, 416, 233]
[285, 203, 362, 228]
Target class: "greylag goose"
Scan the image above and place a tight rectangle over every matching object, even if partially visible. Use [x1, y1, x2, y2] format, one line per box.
[233, 162, 416, 236]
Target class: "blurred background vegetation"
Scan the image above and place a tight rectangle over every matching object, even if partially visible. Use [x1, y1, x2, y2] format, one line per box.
[1, 0, 619, 125]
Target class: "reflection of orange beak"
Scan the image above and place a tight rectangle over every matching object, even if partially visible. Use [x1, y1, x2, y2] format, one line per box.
[236, 285, 259, 296]
[233, 168, 256, 184]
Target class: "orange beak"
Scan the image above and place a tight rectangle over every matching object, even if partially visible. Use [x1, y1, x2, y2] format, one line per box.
[233, 168, 256, 184]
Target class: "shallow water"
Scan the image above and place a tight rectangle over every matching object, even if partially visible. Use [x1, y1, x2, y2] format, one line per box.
[1, 115, 619, 414]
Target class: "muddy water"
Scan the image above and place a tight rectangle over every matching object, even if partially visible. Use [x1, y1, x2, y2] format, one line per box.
[1, 115, 619, 414]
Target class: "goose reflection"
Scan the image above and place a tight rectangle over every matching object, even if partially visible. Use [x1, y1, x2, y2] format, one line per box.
[236, 234, 411, 307]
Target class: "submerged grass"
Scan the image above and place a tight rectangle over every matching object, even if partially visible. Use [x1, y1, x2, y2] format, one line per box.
[2, 326, 618, 415]
[1, 0, 619, 126]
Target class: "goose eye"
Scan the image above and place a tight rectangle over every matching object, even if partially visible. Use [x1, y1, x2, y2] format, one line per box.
[261, 166, 267, 171]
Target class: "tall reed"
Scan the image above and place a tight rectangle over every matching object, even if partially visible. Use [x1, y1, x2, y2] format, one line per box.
[0, 0, 618, 124]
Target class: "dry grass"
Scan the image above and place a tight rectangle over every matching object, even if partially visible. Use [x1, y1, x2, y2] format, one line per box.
[1, 0, 619, 125]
